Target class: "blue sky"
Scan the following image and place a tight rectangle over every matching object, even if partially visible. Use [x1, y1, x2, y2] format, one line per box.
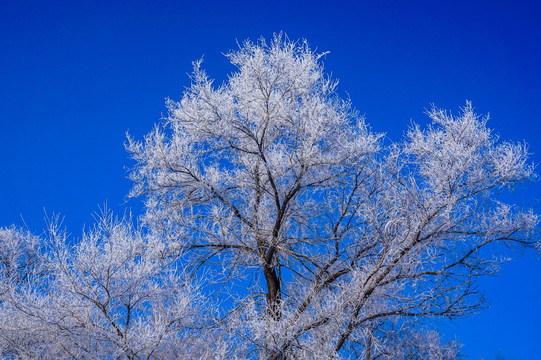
[1, 1, 540, 358]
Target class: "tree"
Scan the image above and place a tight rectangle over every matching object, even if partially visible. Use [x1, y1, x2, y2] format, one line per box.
[0, 34, 538, 359]
[126, 34, 537, 359]
[0, 213, 226, 359]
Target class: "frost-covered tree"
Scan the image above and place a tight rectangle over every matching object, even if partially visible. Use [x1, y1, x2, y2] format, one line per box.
[0, 34, 538, 359]
[0, 213, 226, 360]
[125, 34, 538, 359]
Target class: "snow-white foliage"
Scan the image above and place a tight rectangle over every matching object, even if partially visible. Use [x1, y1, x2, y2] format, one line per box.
[0, 34, 538, 359]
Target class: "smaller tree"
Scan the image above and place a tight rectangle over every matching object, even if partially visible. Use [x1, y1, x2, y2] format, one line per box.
[0, 212, 224, 360]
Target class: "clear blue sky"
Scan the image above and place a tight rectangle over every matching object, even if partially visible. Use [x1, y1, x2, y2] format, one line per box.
[1, 1, 540, 358]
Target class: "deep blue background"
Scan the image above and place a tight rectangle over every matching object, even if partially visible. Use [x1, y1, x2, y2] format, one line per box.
[1, 1, 540, 358]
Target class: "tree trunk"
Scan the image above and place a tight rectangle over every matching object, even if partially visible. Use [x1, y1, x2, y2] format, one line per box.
[263, 263, 281, 320]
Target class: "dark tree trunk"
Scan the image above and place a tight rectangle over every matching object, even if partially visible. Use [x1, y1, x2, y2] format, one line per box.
[264, 263, 281, 320]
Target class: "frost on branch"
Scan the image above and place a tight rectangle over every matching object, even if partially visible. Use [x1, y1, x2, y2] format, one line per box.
[406, 102, 534, 192]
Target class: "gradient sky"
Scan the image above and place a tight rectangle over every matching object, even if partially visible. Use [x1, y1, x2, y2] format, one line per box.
[1, 1, 540, 358]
